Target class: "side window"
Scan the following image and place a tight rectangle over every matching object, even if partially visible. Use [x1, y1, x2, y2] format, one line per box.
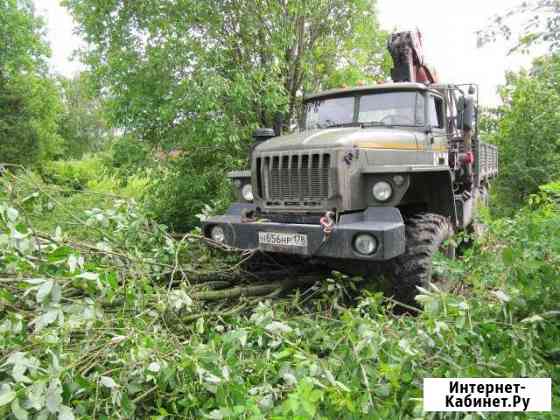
[415, 93, 425, 125]
[427, 95, 444, 128]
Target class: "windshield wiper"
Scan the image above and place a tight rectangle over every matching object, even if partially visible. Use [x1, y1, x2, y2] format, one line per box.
[360, 120, 422, 128]
[313, 121, 361, 129]
[360, 121, 388, 128]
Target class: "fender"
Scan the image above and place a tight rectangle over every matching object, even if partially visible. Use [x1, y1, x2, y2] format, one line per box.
[400, 171, 458, 226]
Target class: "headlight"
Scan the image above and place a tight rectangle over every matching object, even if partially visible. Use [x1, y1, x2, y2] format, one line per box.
[210, 226, 225, 243]
[241, 184, 254, 201]
[353, 234, 377, 255]
[372, 181, 392, 202]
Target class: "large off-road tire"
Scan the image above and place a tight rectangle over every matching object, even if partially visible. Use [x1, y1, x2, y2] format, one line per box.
[389, 213, 454, 307]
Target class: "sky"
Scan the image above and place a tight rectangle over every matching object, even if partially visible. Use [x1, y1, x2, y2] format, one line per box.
[34, 0, 85, 76]
[35, 0, 541, 106]
[377, 0, 543, 105]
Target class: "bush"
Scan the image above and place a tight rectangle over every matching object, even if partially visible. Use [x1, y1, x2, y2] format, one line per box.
[0, 0, 63, 166]
[144, 159, 234, 232]
[87, 172, 151, 199]
[492, 55, 560, 214]
[40, 155, 106, 190]
[104, 135, 151, 178]
[101, 133, 234, 230]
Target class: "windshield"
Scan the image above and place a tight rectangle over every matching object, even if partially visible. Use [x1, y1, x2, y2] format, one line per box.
[358, 92, 425, 126]
[304, 96, 355, 129]
[304, 91, 426, 129]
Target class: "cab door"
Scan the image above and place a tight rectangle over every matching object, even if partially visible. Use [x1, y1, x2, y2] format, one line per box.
[423, 94, 448, 167]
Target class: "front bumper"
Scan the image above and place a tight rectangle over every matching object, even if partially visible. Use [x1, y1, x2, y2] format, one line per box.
[203, 204, 405, 261]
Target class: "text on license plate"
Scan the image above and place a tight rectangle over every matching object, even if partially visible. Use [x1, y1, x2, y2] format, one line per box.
[258, 231, 308, 247]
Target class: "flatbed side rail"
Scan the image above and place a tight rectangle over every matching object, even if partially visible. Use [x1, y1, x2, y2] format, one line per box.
[474, 138, 498, 181]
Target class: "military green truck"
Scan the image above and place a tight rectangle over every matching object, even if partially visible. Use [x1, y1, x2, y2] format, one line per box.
[203, 30, 498, 304]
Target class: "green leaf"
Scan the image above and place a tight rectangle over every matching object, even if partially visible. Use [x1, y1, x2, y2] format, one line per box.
[100, 376, 118, 389]
[11, 397, 28, 420]
[148, 362, 161, 373]
[46, 379, 62, 414]
[34, 309, 59, 331]
[7, 207, 19, 222]
[58, 405, 75, 420]
[22, 192, 39, 203]
[521, 314, 544, 323]
[26, 381, 46, 411]
[502, 247, 515, 265]
[491, 290, 511, 303]
[375, 383, 391, 397]
[0, 384, 16, 407]
[76, 272, 99, 281]
[47, 246, 73, 262]
[51, 282, 62, 304]
[36, 280, 54, 303]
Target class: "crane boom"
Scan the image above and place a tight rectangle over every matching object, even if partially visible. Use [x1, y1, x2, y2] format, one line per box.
[387, 30, 438, 84]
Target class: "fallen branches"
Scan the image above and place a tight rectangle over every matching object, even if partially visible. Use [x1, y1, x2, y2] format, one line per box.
[191, 275, 320, 302]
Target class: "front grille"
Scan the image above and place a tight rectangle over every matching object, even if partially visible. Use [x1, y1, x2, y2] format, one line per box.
[256, 152, 331, 205]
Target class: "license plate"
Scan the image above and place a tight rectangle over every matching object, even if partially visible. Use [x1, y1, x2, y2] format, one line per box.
[258, 231, 308, 248]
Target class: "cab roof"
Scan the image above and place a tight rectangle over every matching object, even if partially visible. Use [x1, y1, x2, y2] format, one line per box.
[304, 82, 443, 101]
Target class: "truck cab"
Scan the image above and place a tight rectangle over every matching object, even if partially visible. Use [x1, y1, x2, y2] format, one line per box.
[253, 83, 449, 215]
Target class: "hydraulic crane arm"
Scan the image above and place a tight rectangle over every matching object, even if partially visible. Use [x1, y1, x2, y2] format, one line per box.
[388, 30, 438, 84]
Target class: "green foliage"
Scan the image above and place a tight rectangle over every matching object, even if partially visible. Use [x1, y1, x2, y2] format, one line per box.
[0, 0, 49, 78]
[0, 171, 558, 419]
[0, 72, 64, 166]
[65, 0, 387, 127]
[87, 172, 151, 199]
[0, 0, 63, 166]
[56, 74, 113, 159]
[491, 54, 560, 214]
[4, 2, 559, 418]
[479, 106, 502, 138]
[63, 0, 389, 230]
[0, 3, 111, 166]
[145, 159, 233, 232]
[40, 155, 106, 190]
[478, 1, 560, 53]
[105, 135, 150, 178]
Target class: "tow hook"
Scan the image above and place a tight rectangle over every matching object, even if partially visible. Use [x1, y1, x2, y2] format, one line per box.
[240, 208, 256, 223]
[320, 211, 335, 236]
[312, 210, 336, 257]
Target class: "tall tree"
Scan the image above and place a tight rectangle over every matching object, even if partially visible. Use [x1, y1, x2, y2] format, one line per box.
[0, 0, 47, 80]
[0, 0, 62, 166]
[56, 74, 113, 159]
[492, 54, 560, 211]
[204, 0, 388, 122]
[64, 0, 387, 139]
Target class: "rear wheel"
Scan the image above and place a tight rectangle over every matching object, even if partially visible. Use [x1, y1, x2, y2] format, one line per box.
[389, 213, 455, 306]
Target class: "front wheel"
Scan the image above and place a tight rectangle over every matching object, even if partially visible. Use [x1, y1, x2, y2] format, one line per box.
[389, 213, 455, 306]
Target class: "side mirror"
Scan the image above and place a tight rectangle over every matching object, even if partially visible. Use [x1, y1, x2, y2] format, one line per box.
[463, 96, 474, 131]
[252, 128, 275, 143]
[456, 96, 474, 131]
